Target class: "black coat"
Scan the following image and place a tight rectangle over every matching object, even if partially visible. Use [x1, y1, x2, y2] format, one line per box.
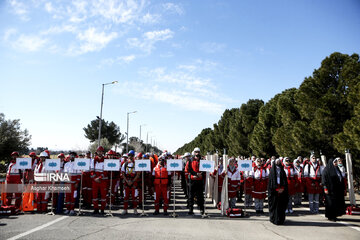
[321, 159, 346, 219]
[268, 163, 289, 225]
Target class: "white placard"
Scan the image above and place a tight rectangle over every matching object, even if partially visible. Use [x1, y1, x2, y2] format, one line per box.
[45, 158, 61, 171]
[135, 159, 151, 171]
[74, 158, 91, 171]
[104, 159, 120, 171]
[15, 158, 32, 170]
[167, 159, 183, 171]
[200, 160, 215, 172]
[238, 160, 252, 171]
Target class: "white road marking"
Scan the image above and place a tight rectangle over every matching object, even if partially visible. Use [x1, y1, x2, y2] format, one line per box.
[337, 221, 360, 232]
[7, 216, 69, 240]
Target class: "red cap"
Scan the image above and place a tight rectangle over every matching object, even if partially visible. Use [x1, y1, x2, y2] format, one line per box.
[97, 146, 104, 152]
[107, 150, 115, 155]
[57, 153, 65, 158]
[137, 152, 143, 158]
[11, 151, 19, 156]
[29, 152, 36, 156]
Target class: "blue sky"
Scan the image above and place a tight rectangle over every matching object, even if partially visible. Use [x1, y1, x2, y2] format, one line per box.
[0, 0, 359, 153]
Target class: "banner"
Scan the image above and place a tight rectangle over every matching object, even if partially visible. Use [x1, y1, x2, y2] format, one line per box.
[45, 158, 61, 172]
[135, 159, 151, 172]
[104, 159, 120, 171]
[238, 160, 252, 171]
[200, 160, 215, 172]
[73, 158, 91, 171]
[167, 159, 183, 171]
[15, 158, 32, 170]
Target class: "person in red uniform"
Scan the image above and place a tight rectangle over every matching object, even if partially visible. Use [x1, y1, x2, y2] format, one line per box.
[249, 158, 269, 214]
[152, 156, 171, 215]
[283, 157, 298, 213]
[121, 150, 140, 215]
[35, 151, 49, 213]
[5, 151, 22, 210]
[185, 147, 205, 215]
[64, 152, 80, 215]
[210, 156, 224, 209]
[82, 151, 93, 208]
[293, 158, 304, 206]
[23, 152, 38, 184]
[91, 146, 108, 215]
[105, 150, 119, 205]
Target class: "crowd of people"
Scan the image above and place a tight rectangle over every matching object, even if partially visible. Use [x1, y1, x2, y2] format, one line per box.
[3, 147, 348, 225]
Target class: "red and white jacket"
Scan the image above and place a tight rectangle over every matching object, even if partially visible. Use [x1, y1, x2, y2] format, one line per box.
[6, 161, 21, 184]
[90, 156, 107, 181]
[303, 161, 324, 194]
[249, 165, 269, 199]
[222, 166, 240, 198]
[283, 164, 298, 196]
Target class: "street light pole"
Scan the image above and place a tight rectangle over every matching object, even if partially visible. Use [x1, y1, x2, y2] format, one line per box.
[126, 111, 137, 153]
[146, 131, 151, 153]
[98, 81, 118, 147]
[140, 124, 146, 142]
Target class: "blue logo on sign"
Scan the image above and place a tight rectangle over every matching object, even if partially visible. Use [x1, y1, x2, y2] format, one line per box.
[49, 162, 57, 167]
[202, 163, 211, 169]
[170, 162, 179, 168]
[19, 161, 28, 166]
[107, 163, 116, 168]
[241, 163, 250, 169]
[77, 162, 86, 167]
[138, 163, 147, 168]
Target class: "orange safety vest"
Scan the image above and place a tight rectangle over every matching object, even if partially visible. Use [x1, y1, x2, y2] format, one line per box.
[154, 165, 169, 185]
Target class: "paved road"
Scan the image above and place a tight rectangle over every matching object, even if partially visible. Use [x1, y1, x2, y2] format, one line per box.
[1, 181, 359, 240]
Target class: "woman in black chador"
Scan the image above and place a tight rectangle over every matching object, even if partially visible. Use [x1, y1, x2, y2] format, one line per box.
[268, 159, 289, 225]
[321, 158, 346, 221]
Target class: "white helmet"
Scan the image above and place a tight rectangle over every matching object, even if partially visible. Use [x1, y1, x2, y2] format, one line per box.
[183, 152, 191, 158]
[40, 151, 48, 157]
[193, 147, 200, 152]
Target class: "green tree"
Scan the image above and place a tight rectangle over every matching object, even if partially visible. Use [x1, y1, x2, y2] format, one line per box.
[0, 113, 31, 161]
[88, 138, 113, 153]
[228, 99, 264, 156]
[83, 118, 125, 145]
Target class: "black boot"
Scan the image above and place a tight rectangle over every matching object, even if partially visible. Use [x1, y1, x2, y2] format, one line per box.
[101, 209, 105, 215]
[153, 210, 159, 215]
[188, 207, 194, 215]
[92, 209, 99, 215]
[163, 210, 168, 216]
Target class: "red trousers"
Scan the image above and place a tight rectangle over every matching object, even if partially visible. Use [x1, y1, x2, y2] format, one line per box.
[65, 183, 77, 210]
[82, 172, 92, 206]
[123, 186, 138, 210]
[92, 179, 107, 210]
[5, 176, 22, 209]
[154, 184, 169, 211]
[36, 192, 48, 212]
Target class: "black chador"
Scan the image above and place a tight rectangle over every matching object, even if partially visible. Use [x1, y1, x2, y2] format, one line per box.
[321, 158, 346, 221]
[268, 160, 289, 225]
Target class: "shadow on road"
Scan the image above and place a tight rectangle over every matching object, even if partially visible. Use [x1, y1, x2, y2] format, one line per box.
[285, 219, 350, 227]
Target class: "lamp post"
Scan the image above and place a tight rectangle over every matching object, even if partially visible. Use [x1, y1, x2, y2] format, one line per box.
[98, 81, 118, 147]
[126, 111, 137, 153]
[146, 131, 151, 153]
[139, 124, 146, 142]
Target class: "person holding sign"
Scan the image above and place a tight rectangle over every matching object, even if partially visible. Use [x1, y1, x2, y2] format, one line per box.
[91, 146, 108, 215]
[185, 147, 205, 215]
[35, 151, 49, 213]
[64, 152, 81, 216]
[152, 156, 171, 215]
[24, 152, 38, 184]
[121, 150, 140, 215]
[105, 150, 119, 206]
[5, 151, 22, 210]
